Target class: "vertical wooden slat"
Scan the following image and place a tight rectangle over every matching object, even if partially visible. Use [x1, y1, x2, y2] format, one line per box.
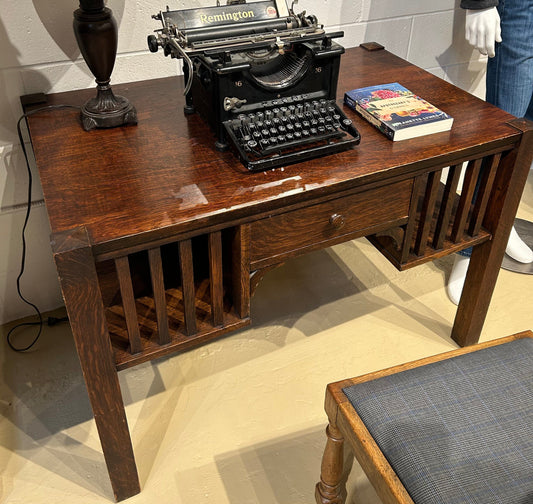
[400, 175, 425, 264]
[468, 153, 500, 236]
[148, 247, 170, 345]
[232, 224, 251, 319]
[433, 164, 462, 249]
[414, 169, 442, 256]
[178, 239, 197, 336]
[451, 158, 482, 242]
[208, 231, 225, 327]
[115, 256, 143, 354]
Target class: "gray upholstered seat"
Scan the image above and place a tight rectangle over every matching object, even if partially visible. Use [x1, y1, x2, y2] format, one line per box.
[342, 338, 533, 504]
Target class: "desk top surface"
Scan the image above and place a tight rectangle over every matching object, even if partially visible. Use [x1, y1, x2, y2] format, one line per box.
[27, 45, 518, 254]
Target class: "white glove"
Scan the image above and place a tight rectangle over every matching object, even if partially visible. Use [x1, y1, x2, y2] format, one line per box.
[465, 7, 502, 58]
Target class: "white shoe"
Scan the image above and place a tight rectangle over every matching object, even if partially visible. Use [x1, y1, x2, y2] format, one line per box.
[505, 226, 533, 263]
[447, 225, 532, 305]
[446, 254, 470, 306]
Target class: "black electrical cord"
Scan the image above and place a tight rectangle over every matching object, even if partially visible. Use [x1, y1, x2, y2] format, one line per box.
[7, 105, 79, 352]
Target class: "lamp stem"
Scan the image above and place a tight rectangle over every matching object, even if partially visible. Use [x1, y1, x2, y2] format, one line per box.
[73, 0, 137, 130]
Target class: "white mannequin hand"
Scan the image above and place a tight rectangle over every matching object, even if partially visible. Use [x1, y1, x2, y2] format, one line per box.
[465, 7, 502, 58]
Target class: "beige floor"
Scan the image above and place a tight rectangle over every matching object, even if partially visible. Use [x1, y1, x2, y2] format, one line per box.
[1, 172, 532, 504]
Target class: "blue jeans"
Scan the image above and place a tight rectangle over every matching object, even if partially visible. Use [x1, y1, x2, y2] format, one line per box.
[486, 0, 533, 122]
[459, 0, 533, 258]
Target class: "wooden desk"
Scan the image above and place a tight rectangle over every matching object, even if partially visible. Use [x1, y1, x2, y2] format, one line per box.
[25, 45, 533, 501]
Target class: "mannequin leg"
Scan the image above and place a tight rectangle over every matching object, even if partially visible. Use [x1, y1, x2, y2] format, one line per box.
[448, 0, 533, 304]
[486, 0, 533, 264]
[486, 0, 533, 121]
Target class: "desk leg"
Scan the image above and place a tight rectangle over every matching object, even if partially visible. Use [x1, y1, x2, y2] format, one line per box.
[452, 119, 533, 347]
[52, 227, 140, 501]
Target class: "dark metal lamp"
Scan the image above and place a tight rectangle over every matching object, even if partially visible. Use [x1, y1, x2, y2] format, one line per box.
[73, 0, 137, 130]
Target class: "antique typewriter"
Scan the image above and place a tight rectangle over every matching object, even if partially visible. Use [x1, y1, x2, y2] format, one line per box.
[148, 0, 360, 171]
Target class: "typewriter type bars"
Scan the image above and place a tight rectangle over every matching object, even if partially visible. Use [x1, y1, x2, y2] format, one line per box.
[148, 0, 360, 170]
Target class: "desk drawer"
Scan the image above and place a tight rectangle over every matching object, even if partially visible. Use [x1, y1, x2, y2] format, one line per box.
[250, 179, 412, 267]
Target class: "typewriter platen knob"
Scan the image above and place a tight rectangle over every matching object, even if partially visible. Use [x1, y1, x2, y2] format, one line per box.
[147, 35, 159, 53]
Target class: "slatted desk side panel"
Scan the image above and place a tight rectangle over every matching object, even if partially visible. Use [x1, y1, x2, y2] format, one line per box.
[95, 226, 251, 371]
[368, 148, 511, 270]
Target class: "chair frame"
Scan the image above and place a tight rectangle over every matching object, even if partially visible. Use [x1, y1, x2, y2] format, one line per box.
[315, 330, 533, 504]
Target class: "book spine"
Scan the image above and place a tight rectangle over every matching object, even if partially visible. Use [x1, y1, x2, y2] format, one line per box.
[344, 94, 395, 140]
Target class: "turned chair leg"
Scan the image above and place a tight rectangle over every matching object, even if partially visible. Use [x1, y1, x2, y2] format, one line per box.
[315, 422, 346, 504]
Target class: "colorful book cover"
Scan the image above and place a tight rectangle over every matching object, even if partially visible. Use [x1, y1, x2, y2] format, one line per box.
[344, 83, 453, 141]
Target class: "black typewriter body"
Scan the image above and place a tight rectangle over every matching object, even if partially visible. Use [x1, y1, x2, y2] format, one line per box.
[148, 1, 360, 171]
[190, 42, 343, 146]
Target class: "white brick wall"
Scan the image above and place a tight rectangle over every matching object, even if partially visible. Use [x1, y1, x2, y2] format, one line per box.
[0, 0, 487, 324]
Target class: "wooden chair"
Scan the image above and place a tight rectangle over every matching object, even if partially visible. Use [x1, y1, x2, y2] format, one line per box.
[315, 331, 533, 504]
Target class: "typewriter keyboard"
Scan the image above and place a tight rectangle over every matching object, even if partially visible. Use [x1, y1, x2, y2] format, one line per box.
[223, 98, 360, 171]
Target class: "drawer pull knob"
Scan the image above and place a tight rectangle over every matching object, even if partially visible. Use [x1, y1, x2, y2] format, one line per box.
[329, 213, 345, 230]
